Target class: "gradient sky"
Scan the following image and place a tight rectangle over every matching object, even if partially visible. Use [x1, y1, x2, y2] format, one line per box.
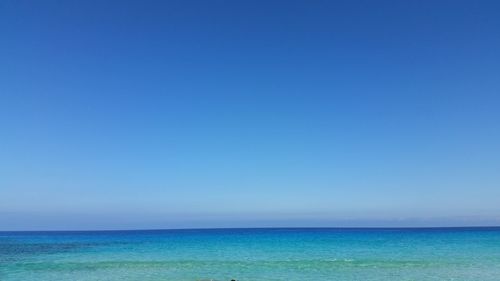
[1, 0, 500, 230]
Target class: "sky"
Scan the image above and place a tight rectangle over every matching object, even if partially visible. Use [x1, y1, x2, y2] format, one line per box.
[1, 0, 500, 230]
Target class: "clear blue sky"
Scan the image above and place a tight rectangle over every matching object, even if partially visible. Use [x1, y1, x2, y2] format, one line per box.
[1, 0, 499, 230]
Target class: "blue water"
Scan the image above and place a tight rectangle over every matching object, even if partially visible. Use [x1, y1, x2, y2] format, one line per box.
[1, 228, 500, 281]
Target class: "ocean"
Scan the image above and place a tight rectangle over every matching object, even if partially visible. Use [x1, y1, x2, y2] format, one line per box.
[1, 227, 500, 281]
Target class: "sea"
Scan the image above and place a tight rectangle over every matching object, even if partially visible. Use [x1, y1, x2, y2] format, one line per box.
[1, 227, 500, 281]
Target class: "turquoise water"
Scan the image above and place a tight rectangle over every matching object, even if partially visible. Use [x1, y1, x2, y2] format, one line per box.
[1, 228, 500, 281]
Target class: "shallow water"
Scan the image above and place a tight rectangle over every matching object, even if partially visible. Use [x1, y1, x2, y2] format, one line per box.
[1, 228, 500, 281]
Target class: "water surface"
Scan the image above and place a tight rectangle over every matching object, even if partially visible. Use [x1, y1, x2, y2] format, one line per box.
[1, 228, 500, 280]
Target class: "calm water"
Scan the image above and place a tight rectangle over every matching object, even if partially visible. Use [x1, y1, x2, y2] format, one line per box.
[1, 228, 500, 281]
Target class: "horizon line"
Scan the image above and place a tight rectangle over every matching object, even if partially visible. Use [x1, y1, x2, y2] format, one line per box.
[2, 225, 500, 233]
